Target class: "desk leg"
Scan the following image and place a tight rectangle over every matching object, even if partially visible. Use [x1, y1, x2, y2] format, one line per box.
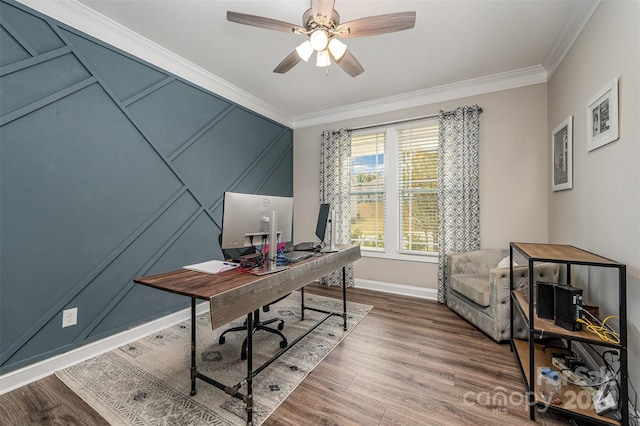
[246, 311, 254, 426]
[300, 287, 305, 321]
[190, 297, 197, 396]
[342, 266, 347, 331]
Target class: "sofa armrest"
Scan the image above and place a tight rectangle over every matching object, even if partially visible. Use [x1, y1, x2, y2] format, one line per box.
[448, 249, 508, 276]
[490, 265, 529, 305]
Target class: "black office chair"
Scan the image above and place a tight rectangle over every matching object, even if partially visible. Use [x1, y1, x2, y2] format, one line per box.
[217, 234, 288, 360]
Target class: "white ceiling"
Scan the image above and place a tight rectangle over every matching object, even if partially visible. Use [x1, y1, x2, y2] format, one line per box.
[24, 0, 599, 127]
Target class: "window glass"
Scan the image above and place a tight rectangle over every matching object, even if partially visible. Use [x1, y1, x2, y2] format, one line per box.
[349, 120, 439, 257]
[350, 132, 385, 249]
[398, 124, 439, 253]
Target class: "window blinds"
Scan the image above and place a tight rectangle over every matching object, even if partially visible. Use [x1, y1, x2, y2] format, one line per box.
[350, 132, 385, 249]
[397, 124, 439, 253]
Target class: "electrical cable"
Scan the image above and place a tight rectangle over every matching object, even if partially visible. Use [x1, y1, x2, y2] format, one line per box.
[589, 345, 621, 401]
[585, 343, 640, 425]
[577, 307, 620, 344]
[557, 367, 618, 388]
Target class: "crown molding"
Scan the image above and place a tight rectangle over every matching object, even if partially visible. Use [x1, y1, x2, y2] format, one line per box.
[15, 0, 294, 128]
[292, 65, 548, 129]
[15, 0, 594, 131]
[542, 0, 600, 79]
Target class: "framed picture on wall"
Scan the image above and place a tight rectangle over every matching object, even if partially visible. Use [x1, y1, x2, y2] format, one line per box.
[586, 78, 619, 151]
[552, 116, 573, 191]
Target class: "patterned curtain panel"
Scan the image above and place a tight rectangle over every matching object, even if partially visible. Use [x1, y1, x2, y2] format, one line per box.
[437, 106, 481, 303]
[320, 129, 355, 287]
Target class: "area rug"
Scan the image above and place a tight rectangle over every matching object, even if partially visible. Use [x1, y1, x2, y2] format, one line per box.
[56, 291, 371, 425]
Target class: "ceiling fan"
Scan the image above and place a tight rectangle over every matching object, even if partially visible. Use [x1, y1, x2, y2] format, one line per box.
[227, 0, 416, 77]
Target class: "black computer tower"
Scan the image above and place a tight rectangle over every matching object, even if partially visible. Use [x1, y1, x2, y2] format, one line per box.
[536, 281, 556, 320]
[554, 285, 583, 331]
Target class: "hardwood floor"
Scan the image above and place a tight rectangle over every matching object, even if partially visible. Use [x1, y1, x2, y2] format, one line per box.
[0, 374, 109, 425]
[265, 285, 571, 426]
[1, 284, 571, 425]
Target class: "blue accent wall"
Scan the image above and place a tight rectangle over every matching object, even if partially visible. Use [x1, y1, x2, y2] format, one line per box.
[0, 0, 293, 374]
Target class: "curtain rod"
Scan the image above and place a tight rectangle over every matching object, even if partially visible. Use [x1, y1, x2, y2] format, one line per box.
[332, 106, 483, 134]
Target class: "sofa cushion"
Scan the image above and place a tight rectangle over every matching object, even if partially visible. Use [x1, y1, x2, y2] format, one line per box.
[450, 274, 490, 307]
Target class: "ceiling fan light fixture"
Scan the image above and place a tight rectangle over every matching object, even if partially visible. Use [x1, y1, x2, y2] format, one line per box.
[309, 30, 329, 51]
[296, 40, 313, 62]
[328, 38, 347, 60]
[227, 5, 416, 77]
[316, 49, 331, 67]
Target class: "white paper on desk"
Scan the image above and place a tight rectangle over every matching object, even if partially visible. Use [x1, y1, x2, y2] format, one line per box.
[183, 259, 238, 274]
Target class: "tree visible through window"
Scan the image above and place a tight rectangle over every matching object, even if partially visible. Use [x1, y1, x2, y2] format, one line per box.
[350, 132, 385, 249]
[398, 125, 439, 253]
[350, 121, 439, 256]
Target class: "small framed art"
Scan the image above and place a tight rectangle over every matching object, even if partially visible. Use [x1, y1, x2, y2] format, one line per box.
[586, 78, 619, 151]
[552, 116, 573, 191]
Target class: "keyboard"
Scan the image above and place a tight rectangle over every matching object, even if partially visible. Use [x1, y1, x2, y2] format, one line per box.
[293, 241, 319, 251]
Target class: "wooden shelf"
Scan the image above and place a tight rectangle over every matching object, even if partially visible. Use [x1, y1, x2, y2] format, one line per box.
[512, 242, 621, 266]
[512, 291, 621, 347]
[512, 340, 619, 425]
[509, 242, 628, 425]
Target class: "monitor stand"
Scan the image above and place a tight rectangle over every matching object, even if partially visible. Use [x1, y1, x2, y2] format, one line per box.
[250, 262, 290, 276]
[252, 210, 290, 275]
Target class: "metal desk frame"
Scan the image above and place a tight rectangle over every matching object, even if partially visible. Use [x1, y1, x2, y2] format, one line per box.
[135, 245, 360, 425]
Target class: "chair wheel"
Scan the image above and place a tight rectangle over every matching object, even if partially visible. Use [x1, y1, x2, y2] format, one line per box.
[280, 340, 288, 349]
[218, 336, 225, 344]
[277, 322, 284, 331]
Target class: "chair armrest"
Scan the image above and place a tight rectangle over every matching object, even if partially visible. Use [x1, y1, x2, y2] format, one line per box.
[448, 249, 508, 276]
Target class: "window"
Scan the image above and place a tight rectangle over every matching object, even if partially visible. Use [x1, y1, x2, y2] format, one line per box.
[350, 120, 439, 258]
[350, 132, 385, 249]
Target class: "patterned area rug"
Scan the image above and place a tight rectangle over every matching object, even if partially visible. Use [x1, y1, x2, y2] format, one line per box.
[56, 291, 371, 425]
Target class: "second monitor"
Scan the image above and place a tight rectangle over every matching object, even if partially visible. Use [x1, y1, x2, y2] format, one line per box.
[293, 203, 331, 251]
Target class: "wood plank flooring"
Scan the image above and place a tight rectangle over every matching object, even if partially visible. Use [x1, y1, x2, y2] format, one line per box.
[1, 284, 571, 425]
[0, 374, 109, 425]
[265, 285, 571, 426]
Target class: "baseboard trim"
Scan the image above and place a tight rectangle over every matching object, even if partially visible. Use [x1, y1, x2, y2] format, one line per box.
[0, 302, 210, 395]
[1, 281, 435, 394]
[355, 278, 437, 301]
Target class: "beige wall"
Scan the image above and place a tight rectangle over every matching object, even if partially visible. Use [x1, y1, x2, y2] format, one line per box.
[547, 0, 640, 396]
[294, 84, 549, 290]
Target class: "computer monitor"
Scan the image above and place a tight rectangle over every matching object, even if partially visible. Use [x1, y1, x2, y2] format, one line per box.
[315, 203, 330, 243]
[220, 192, 294, 250]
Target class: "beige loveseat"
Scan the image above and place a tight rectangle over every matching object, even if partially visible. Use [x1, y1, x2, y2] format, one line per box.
[446, 249, 559, 342]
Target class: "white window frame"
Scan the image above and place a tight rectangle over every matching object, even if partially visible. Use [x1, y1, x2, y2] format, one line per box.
[351, 120, 438, 264]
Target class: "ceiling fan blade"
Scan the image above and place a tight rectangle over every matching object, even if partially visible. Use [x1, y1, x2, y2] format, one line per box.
[311, 0, 336, 26]
[334, 50, 364, 77]
[227, 11, 303, 34]
[273, 51, 303, 74]
[336, 12, 416, 38]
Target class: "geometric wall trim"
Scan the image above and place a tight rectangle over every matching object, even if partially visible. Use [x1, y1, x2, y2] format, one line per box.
[0, 0, 292, 374]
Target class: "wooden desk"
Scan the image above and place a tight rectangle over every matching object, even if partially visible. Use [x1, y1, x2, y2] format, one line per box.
[134, 245, 360, 425]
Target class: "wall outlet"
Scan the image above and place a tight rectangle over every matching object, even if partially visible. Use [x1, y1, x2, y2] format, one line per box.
[62, 308, 77, 328]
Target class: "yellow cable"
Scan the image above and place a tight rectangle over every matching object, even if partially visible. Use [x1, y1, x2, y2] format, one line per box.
[576, 316, 620, 344]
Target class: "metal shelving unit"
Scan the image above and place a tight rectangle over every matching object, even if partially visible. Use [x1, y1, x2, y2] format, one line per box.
[509, 242, 628, 425]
